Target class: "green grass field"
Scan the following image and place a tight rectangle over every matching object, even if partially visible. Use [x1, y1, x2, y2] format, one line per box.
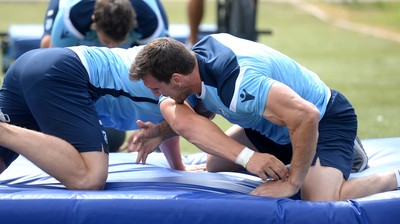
[0, 0, 399, 154]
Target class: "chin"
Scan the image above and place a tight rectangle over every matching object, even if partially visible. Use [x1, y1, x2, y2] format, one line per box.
[174, 99, 185, 104]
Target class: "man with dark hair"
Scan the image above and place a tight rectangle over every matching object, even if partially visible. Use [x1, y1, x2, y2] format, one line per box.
[40, 0, 169, 48]
[130, 34, 400, 201]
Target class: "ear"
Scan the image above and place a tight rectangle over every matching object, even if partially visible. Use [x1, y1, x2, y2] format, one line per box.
[171, 73, 183, 86]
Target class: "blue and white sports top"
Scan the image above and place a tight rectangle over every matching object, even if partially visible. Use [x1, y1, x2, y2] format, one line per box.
[47, 0, 169, 47]
[192, 33, 331, 144]
[69, 46, 162, 130]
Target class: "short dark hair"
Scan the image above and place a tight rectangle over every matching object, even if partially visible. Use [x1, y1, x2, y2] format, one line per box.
[130, 37, 196, 83]
[93, 0, 137, 43]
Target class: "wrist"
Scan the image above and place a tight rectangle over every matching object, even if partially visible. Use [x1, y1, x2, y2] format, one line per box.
[158, 121, 176, 141]
[235, 147, 254, 168]
[288, 175, 303, 191]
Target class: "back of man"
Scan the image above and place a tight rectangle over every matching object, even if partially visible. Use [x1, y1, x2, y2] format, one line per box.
[41, 0, 169, 48]
[69, 46, 163, 130]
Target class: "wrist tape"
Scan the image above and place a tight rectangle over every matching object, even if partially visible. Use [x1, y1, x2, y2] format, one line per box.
[395, 169, 400, 189]
[235, 147, 254, 168]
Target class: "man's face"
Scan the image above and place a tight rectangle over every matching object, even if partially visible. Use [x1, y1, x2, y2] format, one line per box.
[142, 75, 189, 104]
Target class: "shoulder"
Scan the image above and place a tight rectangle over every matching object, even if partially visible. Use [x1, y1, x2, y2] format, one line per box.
[136, 0, 162, 11]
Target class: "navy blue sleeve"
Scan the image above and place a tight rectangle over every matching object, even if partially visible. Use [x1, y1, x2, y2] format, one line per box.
[42, 0, 60, 35]
[131, 0, 158, 39]
[193, 35, 240, 108]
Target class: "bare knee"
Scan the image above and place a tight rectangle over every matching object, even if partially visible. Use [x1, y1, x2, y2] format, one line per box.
[62, 166, 108, 190]
[64, 151, 109, 190]
[65, 175, 107, 190]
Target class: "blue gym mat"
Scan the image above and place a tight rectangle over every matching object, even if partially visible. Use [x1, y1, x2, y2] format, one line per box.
[0, 137, 399, 224]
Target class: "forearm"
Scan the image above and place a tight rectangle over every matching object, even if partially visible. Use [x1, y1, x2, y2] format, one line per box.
[159, 136, 185, 170]
[160, 99, 245, 163]
[183, 116, 241, 162]
[156, 120, 178, 141]
[288, 116, 319, 190]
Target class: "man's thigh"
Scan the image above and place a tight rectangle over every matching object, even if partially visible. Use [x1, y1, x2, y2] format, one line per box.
[301, 158, 344, 201]
[206, 125, 253, 172]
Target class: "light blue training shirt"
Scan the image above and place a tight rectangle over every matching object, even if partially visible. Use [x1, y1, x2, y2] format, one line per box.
[192, 33, 331, 144]
[49, 0, 169, 47]
[69, 46, 163, 130]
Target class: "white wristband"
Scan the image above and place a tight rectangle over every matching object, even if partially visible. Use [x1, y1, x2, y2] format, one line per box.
[395, 169, 400, 189]
[235, 147, 254, 168]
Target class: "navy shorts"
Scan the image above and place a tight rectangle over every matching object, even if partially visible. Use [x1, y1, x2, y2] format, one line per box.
[0, 48, 109, 167]
[245, 90, 357, 179]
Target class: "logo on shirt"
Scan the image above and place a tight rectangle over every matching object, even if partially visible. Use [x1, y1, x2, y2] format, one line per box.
[240, 89, 255, 103]
[60, 29, 70, 39]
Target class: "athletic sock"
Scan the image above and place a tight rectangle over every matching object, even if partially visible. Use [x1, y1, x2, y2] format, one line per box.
[395, 169, 400, 190]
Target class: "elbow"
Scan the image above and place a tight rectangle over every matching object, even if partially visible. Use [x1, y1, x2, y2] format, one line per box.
[307, 104, 320, 126]
[300, 103, 320, 136]
[292, 102, 320, 130]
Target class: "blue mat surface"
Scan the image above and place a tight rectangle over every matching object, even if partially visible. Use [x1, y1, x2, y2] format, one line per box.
[0, 137, 399, 224]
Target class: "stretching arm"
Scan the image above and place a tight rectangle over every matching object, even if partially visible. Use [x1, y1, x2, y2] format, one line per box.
[160, 98, 288, 180]
[251, 82, 320, 198]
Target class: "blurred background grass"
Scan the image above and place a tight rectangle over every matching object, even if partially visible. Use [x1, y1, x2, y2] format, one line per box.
[0, 0, 399, 154]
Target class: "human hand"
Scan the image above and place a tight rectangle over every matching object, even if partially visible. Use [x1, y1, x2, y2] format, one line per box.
[245, 152, 289, 181]
[132, 120, 161, 141]
[129, 120, 163, 164]
[250, 179, 299, 198]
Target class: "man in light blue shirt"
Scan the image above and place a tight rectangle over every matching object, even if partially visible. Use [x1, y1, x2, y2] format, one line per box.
[130, 34, 399, 201]
[0, 45, 187, 190]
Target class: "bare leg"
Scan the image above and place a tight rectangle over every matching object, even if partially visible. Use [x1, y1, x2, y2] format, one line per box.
[187, 0, 204, 46]
[206, 125, 255, 172]
[339, 171, 397, 199]
[301, 158, 397, 201]
[0, 122, 108, 190]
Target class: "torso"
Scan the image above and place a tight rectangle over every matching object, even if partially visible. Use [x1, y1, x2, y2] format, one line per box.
[69, 46, 163, 130]
[193, 33, 331, 144]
